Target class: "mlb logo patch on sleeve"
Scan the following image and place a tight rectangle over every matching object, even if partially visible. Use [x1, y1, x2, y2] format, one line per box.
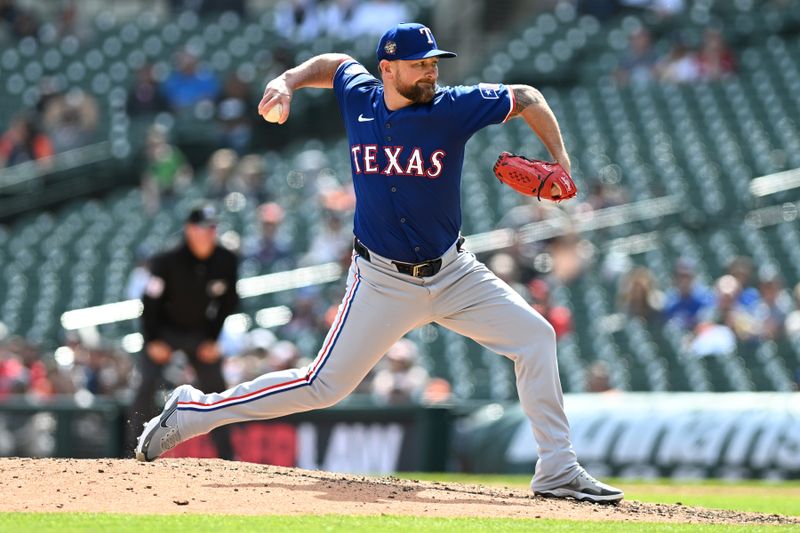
[479, 83, 501, 99]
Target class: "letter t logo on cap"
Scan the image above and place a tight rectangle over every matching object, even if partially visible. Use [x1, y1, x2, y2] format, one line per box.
[419, 26, 434, 44]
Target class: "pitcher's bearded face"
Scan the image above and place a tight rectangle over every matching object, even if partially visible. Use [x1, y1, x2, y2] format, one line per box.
[392, 58, 439, 103]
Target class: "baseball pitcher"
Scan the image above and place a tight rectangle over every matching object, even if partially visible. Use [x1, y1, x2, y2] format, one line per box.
[136, 22, 622, 504]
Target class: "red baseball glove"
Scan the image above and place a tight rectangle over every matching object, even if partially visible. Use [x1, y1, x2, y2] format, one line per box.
[493, 152, 577, 202]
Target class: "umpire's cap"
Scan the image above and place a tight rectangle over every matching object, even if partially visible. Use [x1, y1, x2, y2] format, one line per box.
[186, 201, 219, 227]
[376, 23, 456, 62]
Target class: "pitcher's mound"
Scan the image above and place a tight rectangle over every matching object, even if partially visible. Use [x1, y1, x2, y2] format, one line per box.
[1, 458, 796, 525]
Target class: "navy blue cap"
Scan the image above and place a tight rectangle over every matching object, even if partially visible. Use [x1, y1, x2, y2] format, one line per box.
[376, 23, 456, 62]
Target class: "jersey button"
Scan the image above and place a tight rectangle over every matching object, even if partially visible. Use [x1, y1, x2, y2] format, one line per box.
[400, 218, 406, 223]
[385, 123, 391, 128]
[387, 136, 392, 141]
[414, 246, 420, 252]
[391, 186, 397, 192]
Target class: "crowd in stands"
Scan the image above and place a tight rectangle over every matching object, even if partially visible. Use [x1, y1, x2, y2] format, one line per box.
[0, 83, 100, 169]
[0, 334, 133, 400]
[0, 0, 408, 173]
[3, 180, 800, 403]
[615, 26, 736, 86]
[273, 0, 409, 42]
[1, 0, 799, 406]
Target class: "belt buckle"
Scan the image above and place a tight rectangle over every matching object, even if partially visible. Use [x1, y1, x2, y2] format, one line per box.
[412, 263, 425, 277]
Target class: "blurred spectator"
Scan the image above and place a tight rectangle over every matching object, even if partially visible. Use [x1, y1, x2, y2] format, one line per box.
[0, 337, 50, 397]
[126, 246, 154, 300]
[127, 65, 168, 117]
[0, 334, 137, 400]
[244, 201, 294, 271]
[221, 328, 276, 385]
[42, 88, 99, 153]
[207, 151, 269, 202]
[351, 0, 409, 37]
[74, 344, 133, 396]
[322, 0, 358, 37]
[223, 347, 270, 386]
[689, 322, 737, 358]
[585, 360, 615, 393]
[0, 114, 54, 169]
[216, 73, 255, 154]
[0, 339, 28, 397]
[54, 0, 93, 43]
[280, 287, 326, 342]
[274, 0, 322, 41]
[233, 154, 269, 202]
[488, 252, 524, 295]
[577, 0, 620, 20]
[352, 0, 409, 36]
[205, 148, 239, 198]
[785, 282, 800, 341]
[614, 28, 657, 86]
[34, 77, 65, 117]
[0, 0, 20, 29]
[602, 250, 633, 285]
[619, 0, 685, 19]
[726, 256, 760, 311]
[169, 0, 246, 15]
[421, 377, 452, 404]
[371, 338, 429, 405]
[688, 275, 754, 357]
[709, 274, 760, 343]
[582, 179, 628, 211]
[617, 266, 663, 322]
[0, 0, 38, 39]
[697, 28, 736, 81]
[140, 127, 193, 215]
[654, 38, 700, 84]
[755, 267, 792, 341]
[268, 340, 302, 371]
[319, 179, 356, 214]
[662, 257, 715, 330]
[528, 279, 573, 339]
[162, 50, 221, 112]
[495, 202, 568, 282]
[301, 209, 352, 265]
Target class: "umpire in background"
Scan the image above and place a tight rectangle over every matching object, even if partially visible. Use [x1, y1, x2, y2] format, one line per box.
[127, 201, 239, 459]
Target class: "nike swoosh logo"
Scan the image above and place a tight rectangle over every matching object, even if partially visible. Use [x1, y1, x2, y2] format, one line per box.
[358, 114, 375, 122]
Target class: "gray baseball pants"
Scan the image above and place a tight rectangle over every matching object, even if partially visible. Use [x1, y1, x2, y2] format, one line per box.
[174, 238, 580, 490]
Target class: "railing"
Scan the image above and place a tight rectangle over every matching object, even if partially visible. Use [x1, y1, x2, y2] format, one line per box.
[56, 165, 800, 331]
[749, 167, 800, 197]
[0, 141, 112, 192]
[60, 194, 685, 330]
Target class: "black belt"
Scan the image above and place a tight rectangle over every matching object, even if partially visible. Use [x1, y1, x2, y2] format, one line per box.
[354, 237, 464, 278]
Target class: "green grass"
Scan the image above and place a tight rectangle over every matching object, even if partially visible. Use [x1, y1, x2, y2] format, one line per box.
[397, 473, 800, 517]
[0, 513, 797, 533]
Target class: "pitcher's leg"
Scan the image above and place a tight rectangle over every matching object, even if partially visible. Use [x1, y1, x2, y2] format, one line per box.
[435, 261, 578, 490]
[126, 354, 165, 453]
[193, 359, 235, 460]
[175, 258, 424, 440]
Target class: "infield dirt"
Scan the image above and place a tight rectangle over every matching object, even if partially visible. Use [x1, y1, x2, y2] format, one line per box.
[1, 458, 797, 525]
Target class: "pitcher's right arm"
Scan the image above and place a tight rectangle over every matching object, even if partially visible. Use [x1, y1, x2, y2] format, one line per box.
[258, 53, 352, 124]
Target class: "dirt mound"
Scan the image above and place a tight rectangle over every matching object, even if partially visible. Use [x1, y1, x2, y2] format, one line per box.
[1, 458, 796, 525]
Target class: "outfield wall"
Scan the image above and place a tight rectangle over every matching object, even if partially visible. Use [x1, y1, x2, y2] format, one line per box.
[455, 393, 800, 480]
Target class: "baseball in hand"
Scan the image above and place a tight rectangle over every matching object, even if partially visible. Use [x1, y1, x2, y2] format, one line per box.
[264, 103, 282, 123]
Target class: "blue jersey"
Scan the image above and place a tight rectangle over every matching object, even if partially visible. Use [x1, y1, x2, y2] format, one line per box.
[333, 59, 514, 263]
